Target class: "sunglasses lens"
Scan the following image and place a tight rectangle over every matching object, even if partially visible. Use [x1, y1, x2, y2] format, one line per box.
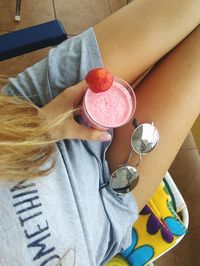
[131, 123, 159, 155]
[109, 165, 139, 195]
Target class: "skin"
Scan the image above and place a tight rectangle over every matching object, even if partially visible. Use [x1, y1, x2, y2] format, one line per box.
[40, 0, 200, 212]
[38, 80, 112, 142]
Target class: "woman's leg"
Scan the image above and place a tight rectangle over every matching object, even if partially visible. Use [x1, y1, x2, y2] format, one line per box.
[93, 0, 200, 212]
[106, 24, 200, 212]
[94, 0, 200, 85]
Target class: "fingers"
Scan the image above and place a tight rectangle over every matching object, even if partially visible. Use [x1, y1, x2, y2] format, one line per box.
[67, 80, 88, 107]
[72, 122, 112, 142]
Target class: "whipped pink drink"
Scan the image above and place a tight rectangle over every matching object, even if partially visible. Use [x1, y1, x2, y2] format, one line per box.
[82, 78, 136, 130]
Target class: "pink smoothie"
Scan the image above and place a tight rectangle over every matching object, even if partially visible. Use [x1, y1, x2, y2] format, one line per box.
[83, 79, 136, 129]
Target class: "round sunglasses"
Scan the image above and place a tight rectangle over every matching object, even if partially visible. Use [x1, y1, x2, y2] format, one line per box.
[99, 119, 159, 196]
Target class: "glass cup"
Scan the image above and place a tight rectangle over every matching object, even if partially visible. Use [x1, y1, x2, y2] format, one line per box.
[81, 77, 137, 130]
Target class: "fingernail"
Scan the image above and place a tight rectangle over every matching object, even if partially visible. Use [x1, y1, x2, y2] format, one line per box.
[99, 132, 112, 142]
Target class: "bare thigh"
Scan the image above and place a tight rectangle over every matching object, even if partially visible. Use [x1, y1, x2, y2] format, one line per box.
[94, 0, 200, 84]
[93, 1, 200, 211]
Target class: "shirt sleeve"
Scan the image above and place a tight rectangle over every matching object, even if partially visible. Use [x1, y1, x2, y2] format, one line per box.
[1, 27, 103, 107]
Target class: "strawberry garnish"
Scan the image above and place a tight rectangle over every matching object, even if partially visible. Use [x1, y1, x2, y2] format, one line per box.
[85, 68, 113, 93]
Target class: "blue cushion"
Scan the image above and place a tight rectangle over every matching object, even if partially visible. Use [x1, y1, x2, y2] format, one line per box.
[0, 20, 67, 61]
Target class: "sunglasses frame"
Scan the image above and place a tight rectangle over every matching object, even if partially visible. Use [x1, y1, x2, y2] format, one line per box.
[99, 119, 159, 196]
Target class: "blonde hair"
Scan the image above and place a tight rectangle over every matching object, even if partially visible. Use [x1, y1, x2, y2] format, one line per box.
[0, 90, 76, 180]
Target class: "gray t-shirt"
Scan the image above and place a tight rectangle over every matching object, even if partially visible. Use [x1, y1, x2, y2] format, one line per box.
[0, 27, 138, 266]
